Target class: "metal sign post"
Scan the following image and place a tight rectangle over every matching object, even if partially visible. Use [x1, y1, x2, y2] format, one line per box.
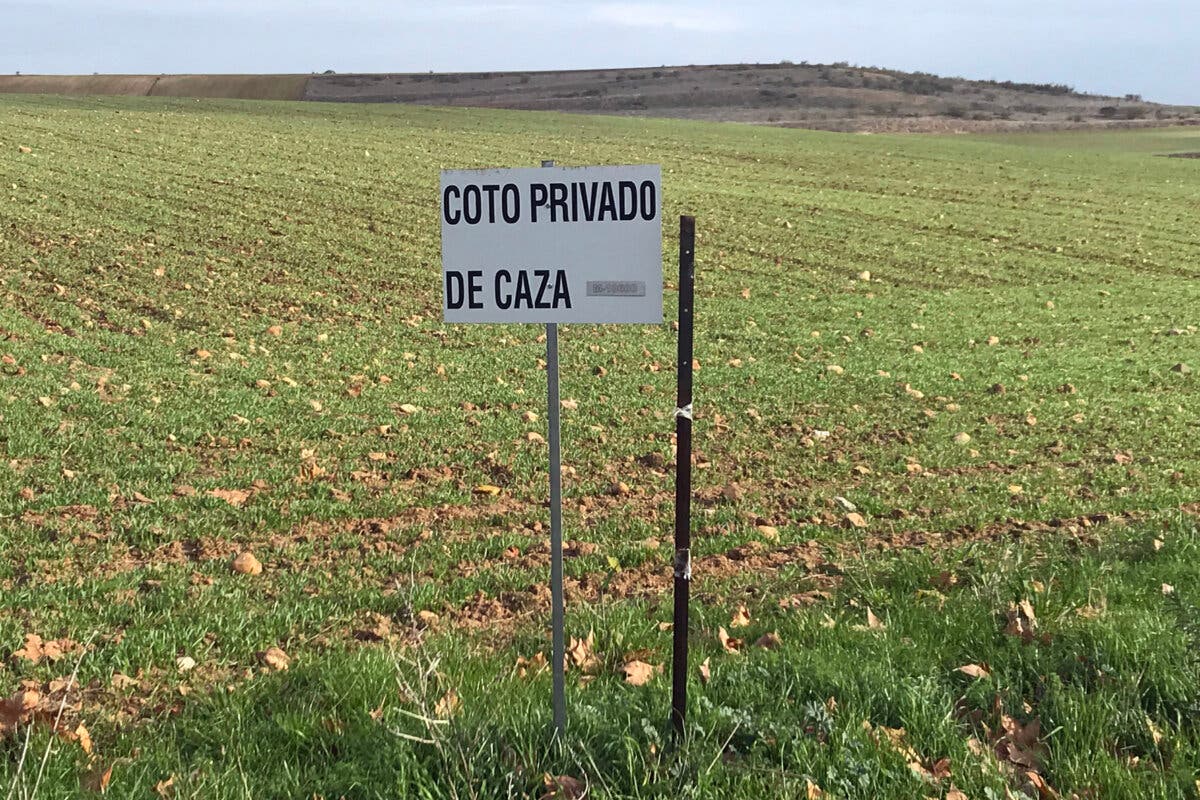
[541, 160, 567, 736]
[671, 216, 696, 740]
[439, 159, 662, 739]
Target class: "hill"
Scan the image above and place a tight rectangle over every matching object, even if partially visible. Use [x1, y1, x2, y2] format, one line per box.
[304, 62, 1200, 132]
[2, 63, 1197, 131]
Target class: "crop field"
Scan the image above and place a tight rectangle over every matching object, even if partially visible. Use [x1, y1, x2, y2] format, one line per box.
[1, 95, 1199, 799]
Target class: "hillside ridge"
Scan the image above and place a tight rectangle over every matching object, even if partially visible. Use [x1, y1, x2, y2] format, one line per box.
[2, 63, 1196, 132]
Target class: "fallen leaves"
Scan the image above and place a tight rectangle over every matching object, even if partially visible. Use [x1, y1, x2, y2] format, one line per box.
[0, 688, 40, 735]
[72, 722, 94, 755]
[259, 646, 290, 671]
[1004, 600, 1040, 644]
[154, 775, 176, 798]
[754, 631, 783, 650]
[230, 551, 263, 576]
[866, 608, 886, 631]
[868, 722, 950, 784]
[13, 633, 78, 664]
[730, 604, 752, 628]
[208, 488, 250, 507]
[473, 484, 502, 496]
[111, 672, 139, 690]
[755, 524, 779, 541]
[717, 626, 742, 653]
[779, 590, 832, 609]
[541, 773, 587, 799]
[621, 660, 656, 686]
[84, 762, 115, 794]
[353, 612, 393, 642]
[515, 652, 548, 678]
[996, 714, 1044, 771]
[434, 689, 460, 719]
[296, 451, 326, 482]
[957, 664, 991, 679]
[567, 632, 600, 674]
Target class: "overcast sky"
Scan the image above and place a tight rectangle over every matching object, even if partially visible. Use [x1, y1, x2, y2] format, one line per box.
[2, 1, 1195, 104]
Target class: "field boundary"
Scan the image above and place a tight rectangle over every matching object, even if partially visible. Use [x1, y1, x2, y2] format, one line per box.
[0, 74, 308, 101]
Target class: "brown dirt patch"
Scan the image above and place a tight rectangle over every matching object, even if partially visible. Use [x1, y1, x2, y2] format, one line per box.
[443, 507, 1175, 644]
[0, 74, 307, 101]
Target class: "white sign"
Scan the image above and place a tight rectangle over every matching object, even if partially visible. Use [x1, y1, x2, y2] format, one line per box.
[441, 164, 662, 324]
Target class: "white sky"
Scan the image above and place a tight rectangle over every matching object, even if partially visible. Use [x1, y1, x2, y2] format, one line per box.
[2, 1, 1196, 104]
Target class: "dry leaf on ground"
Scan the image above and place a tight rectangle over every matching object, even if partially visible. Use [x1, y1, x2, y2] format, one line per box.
[957, 664, 991, 679]
[515, 652, 547, 678]
[718, 626, 742, 653]
[568, 632, 600, 674]
[84, 763, 114, 794]
[14, 633, 78, 664]
[72, 723, 93, 755]
[621, 660, 656, 686]
[260, 647, 290, 671]
[541, 773, 587, 799]
[230, 551, 262, 576]
[0, 689, 41, 735]
[755, 631, 783, 650]
[996, 714, 1044, 771]
[434, 689, 460, 719]
[208, 488, 250, 507]
[1004, 600, 1038, 644]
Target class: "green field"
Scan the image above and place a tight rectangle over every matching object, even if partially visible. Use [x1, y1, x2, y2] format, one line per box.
[1, 95, 1199, 799]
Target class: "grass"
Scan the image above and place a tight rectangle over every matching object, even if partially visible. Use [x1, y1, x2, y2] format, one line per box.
[0, 94, 1198, 798]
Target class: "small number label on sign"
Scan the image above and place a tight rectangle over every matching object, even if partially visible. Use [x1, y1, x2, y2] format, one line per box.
[587, 281, 646, 298]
